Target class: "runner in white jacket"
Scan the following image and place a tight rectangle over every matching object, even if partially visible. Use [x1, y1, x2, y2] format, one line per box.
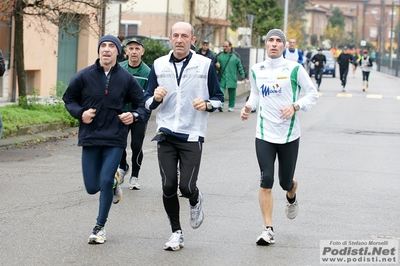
[246, 53, 318, 144]
[143, 22, 224, 251]
[241, 29, 318, 246]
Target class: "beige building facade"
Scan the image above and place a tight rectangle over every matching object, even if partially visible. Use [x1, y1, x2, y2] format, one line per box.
[119, 0, 230, 49]
[1, 0, 231, 101]
[1, 6, 100, 102]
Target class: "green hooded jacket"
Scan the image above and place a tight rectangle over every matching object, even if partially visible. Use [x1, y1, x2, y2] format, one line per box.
[217, 52, 245, 89]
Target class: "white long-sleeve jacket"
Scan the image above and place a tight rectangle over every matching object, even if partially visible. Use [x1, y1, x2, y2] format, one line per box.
[246, 55, 318, 144]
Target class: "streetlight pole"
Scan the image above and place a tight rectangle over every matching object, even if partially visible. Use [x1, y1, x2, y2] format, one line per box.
[379, 0, 385, 71]
[247, 14, 254, 47]
[362, 0, 367, 41]
[356, 5, 359, 48]
[397, 0, 400, 76]
[389, 0, 395, 69]
[284, 0, 289, 36]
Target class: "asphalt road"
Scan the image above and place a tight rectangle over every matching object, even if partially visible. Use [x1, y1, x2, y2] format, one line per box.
[0, 67, 399, 266]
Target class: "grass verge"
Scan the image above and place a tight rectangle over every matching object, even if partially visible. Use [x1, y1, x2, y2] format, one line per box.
[0, 102, 78, 138]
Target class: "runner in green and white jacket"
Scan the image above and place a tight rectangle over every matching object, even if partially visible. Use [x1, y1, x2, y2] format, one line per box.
[241, 29, 318, 247]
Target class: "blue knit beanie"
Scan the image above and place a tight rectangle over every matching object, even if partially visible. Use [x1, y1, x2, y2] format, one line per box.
[98, 35, 122, 55]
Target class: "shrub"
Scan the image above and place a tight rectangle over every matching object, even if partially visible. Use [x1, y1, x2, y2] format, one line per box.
[142, 38, 171, 68]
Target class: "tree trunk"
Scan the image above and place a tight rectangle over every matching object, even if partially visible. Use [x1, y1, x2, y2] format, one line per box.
[14, 0, 27, 106]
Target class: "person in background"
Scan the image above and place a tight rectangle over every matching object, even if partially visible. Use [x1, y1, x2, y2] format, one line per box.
[283, 38, 304, 66]
[117, 37, 151, 190]
[370, 50, 376, 62]
[215, 40, 246, 112]
[196, 39, 216, 65]
[240, 29, 318, 246]
[351, 48, 361, 78]
[304, 48, 313, 72]
[359, 50, 373, 92]
[144, 21, 224, 251]
[63, 35, 148, 244]
[336, 46, 353, 92]
[334, 47, 342, 59]
[0, 49, 5, 139]
[310, 48, 326, 91]
[117, 34, 127, 62]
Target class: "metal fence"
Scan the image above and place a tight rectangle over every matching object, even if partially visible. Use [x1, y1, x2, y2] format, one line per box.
[376, 56, 400, 77]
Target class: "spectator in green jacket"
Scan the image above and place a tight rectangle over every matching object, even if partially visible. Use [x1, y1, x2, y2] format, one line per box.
[216, 41, 246, 112]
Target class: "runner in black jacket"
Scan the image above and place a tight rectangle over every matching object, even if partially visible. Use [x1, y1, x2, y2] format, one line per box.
[311, 48, 326, 91]
[63, 35, 148, 245]
[336, 47, 353, 92]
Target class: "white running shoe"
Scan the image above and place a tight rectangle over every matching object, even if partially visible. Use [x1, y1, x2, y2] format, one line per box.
[228, 108, 234, 112]
[256, 227, 275, 245]
[190, 191, 204, 229]
[113, 174, 122, 204]
[164, 230, 184, 251]
[88, 225, 106, 244]
[116, 165, 129, 184]
[285, 199, 299, 219]
[129, 176, 141, 190]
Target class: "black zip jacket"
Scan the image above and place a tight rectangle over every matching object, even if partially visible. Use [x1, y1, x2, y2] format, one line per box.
[311, 53, 326, 70]
[63, 59, 147, 148]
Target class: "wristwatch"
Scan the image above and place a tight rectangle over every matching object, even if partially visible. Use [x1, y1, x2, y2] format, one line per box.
[293, 103, 300, 112]
[205, 101, 213, 111]
[132, 112, 139, 122]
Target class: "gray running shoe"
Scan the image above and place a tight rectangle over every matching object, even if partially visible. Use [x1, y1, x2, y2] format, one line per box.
[116, 165, 129, 184]
[113, 174, 122, 204]
[256, 227, 275, 245]
[190, 191, 204, 229]
[164, 230, 184, 251]
[285, 199, 299, 219]
[88, 225, 106, 244]
[129, 176, 141, 190]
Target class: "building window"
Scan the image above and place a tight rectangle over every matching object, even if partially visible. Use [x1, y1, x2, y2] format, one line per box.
[120, 20, 141, 37]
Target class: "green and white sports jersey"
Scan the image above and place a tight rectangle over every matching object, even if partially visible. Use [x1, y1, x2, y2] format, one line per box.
[246, 56, 318, 144]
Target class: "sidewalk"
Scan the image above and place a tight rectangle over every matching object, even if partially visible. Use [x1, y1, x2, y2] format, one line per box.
[0, 81, 250, 147]
[0, 126, 78, 148]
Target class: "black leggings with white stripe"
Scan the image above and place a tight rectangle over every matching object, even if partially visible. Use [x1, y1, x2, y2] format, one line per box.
[157, 136, 202, 232]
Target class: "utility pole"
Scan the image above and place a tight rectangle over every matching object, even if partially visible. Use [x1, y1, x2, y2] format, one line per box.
[397, 1, 400, 76]
[379, 0, 385, 71]
[362, 0, 369, 42]
[355, 5, 359, 48]
[389, 0, 394, 69]
[247, 14, 254, 47]
[284, 0, 289, 36]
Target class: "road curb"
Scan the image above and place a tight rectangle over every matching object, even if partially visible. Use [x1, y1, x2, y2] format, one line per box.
[0, 125, 78, 148]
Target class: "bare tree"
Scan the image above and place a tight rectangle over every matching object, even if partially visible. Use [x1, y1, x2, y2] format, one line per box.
[0, 0, 104, 107]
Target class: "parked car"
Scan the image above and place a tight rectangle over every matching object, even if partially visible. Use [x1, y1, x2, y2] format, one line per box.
[309, 50, 336, 78]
